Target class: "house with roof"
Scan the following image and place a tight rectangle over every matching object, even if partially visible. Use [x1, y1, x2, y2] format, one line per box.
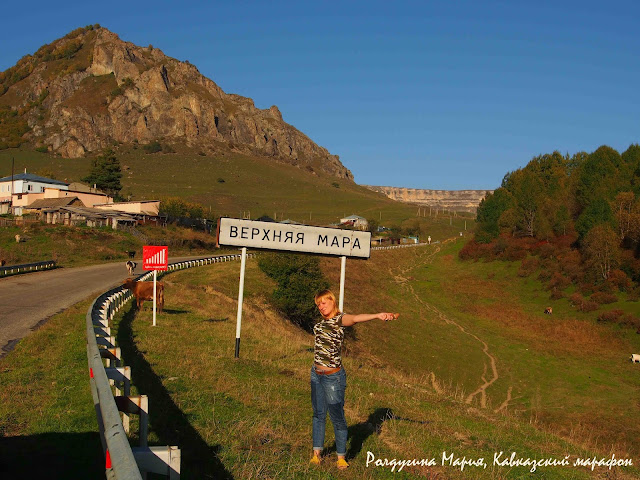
[11, 187, 114, 215]
[339, 214, 369, 231]
[93, 200, 160, 216]
[0, 172, 69, 214]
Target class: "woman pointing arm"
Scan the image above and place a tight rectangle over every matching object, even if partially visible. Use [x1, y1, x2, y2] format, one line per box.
[310, 289, 398, 469]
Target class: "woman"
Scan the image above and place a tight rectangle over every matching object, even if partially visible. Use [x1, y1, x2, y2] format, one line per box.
[310, 289, 398, 469]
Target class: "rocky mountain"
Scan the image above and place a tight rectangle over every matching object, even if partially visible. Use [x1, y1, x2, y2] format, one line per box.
[0, 25, 352, 179]
[363, 185, 493, 212]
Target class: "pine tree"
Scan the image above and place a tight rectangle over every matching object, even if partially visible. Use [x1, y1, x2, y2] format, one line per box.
[82, 148, 123, 200]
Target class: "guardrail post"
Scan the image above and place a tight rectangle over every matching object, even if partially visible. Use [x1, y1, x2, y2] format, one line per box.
[88, 255, 252, 479]
[115, 395, 149, 447]
[100, 347, 121, 368]
[132, 446, 181, 479]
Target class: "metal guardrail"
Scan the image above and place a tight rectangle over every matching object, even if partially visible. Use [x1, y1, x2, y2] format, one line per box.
[0, 260, 56, 277]
[372, 242, 430, 251]
[87, 253, 254, 479]
[86, 244, 426, 478]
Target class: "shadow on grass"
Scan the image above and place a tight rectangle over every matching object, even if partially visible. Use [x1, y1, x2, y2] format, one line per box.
[118, 304, 234, 479]
[276, 346, 314, 361]
[204, 317, 229, 323]
[159, 308, 189, 315]
[324, 407, 432, 461]
[0, 432, 104, 479]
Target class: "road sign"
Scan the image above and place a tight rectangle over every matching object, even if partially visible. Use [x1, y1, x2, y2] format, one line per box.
[216, 218, 372, 358]
[217, 218, 371, 258]
[143, 246, 168, 271]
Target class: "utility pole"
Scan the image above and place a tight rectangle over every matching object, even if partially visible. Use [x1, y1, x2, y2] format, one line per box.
[10, 157, 14, 212]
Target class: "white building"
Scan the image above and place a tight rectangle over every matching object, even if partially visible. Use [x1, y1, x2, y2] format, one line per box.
[340, 214, 369, 230]
[0, 172, 69, 214]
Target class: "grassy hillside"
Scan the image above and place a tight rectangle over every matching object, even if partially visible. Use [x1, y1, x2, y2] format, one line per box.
[3, 241, 638, 479]
[337, 240, 640, 459]
[0, 222, 221, 267]
[0, 146, 474, 231]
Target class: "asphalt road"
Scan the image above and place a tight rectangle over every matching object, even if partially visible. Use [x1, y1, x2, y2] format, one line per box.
[0, 256, 212, 358]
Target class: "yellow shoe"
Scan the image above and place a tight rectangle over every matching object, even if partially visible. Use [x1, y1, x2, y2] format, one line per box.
[337, 457, 349, 469]
[310, 454, 321, 465]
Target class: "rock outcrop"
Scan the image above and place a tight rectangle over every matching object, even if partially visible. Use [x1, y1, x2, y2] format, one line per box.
[0, 26, 352, 180]
[364, 186, 493, 212]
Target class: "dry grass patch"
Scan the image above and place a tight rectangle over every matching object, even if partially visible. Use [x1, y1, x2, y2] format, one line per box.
[470, 303, 627, 359]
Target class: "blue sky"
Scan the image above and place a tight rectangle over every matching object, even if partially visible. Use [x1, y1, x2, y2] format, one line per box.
[2, 1, 638, 190]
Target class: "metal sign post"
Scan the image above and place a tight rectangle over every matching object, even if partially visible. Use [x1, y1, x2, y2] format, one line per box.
[143, 246, 168, 327]
[217, 218, 371, 358]
[235, 247, 247, 358]
[339, 256, 346, 312]
[153, 270, 157, 327]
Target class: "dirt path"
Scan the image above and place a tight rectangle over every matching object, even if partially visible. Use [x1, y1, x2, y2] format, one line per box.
[387, 241, 510, 411]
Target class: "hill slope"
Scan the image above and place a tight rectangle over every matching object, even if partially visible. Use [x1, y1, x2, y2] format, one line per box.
[0, 146, 477, 232]
[5, 241, 638, 478]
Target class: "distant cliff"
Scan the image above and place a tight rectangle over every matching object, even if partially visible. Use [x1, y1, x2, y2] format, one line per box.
[0, 26, 352, 180]
[364, 186, 492, 212]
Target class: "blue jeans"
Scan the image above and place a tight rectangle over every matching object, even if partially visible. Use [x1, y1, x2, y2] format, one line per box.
[310, 366, 348, 456]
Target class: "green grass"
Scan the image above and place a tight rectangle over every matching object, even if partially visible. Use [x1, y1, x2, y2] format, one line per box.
[0, 222, 223, 267]
[0, 146, 475, 237]
[91, 247, 640, 477]
[342, 240, 640, 458]
[0, 300, 104, 478]
[4, 233, 639, 478]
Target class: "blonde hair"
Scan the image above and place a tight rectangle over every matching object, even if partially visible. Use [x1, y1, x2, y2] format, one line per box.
[315, 289, 339, 318]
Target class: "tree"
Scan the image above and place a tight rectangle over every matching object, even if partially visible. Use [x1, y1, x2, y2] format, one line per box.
[575, 198, 613, 240]
[366, 217, 379, 234]
[621, 144, 640, 195]
[475, 188, 514, 242]
[512, 169, 543, 237]
[613, 192, 636, 241]
[583, 225, 620, 281]
[82, 148, 122, 199]
[258, 253, 329, 332]
[553, 205, 572, 236]
[575, 145, 621, 209]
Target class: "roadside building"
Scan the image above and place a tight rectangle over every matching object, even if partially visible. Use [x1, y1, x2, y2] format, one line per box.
[0, 172, 69, 214]
[339, 214, 369, 230]
[93, 200, 160, 216]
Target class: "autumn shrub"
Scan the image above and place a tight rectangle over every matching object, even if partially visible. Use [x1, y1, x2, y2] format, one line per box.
[492, 237, 508, 257]
[459, 240, 481, 260]
[607, 269, 632, 292]
[597, 310, 624, 323]
[618, 314, 640, 330]
[581, 300, 599, 312]
[578, 283, 595, 296]
[558, 250, 582, 280]
[548, 272, 571, 291]
[569, 293, 584, 308]
[569, 293, 598, 312]
[590, 291, 618, 305]
[550, 288, 565, 300]
[538, 242, 556, 259]
[518, 257, 539, 277]
[537, 259, 558, 282]
[504, 244, 527, 261]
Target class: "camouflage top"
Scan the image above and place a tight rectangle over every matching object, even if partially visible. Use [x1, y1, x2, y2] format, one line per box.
[313, 313, 345, 368]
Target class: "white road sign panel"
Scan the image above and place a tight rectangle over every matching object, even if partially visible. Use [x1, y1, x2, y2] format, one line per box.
[217, 218, 371, 258]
